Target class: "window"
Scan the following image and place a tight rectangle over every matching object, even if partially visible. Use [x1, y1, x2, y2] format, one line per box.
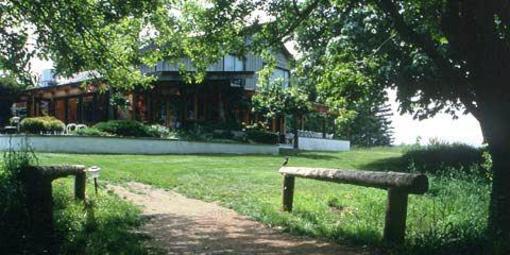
[224, 55, 245, 71]
[270, 68, 290, 88]
[39, 100, 49, 116]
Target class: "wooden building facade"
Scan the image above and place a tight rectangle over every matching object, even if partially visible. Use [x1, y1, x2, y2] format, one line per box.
[15, 48, 292, 133]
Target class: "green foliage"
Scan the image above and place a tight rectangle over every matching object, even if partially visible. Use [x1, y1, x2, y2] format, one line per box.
[0, 141, 152, 254]
[146, 124, 172, 138]
[93, 120, 160, 138]
[242, 121, 279, 144]
[109, 92, 131, 109]
[337, 103, 395, 147]
[0, 140, 36, 253]
[0, 0, 255, 90]
[402, 142, 487, 176]
[52, 181, 155, 255]
[212, 130, 235, 140]
[20, 116, 65, 134]
[72, 127, 112, 137]
[294, 42, 394, 146]
[245, 130, 279, 145]
[252, 82, 311, 119]
[0, 75, 28, 126]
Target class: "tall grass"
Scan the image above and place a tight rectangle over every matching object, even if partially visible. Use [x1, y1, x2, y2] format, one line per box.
[52, 180, 159, 254]
[0, 138, 156, 254]
[0, 138, 36, 252]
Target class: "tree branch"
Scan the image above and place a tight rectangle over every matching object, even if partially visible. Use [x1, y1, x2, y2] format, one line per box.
[376, 0, 453, 77]
[375, 0, 479, 113]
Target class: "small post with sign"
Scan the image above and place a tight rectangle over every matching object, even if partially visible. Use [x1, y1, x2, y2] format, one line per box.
[87, 166, 101, 195]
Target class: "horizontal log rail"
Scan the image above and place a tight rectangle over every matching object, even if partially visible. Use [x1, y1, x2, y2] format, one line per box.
[279, 167, 429, 245]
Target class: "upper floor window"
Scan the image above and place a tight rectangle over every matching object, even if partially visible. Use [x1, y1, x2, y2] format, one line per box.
[270, 67, 290, 88]
[224, 54, 245, 71]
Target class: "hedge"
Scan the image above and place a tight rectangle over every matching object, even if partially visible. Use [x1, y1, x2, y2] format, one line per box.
[93, 120, 160, 138]
[20, 117, 64, 134]
[245, 130, 279, 144]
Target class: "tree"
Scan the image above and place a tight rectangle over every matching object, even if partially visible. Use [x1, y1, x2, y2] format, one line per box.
[334, 102, 394, 147]
[251, 82, 311, 149]
[0, 0, 254, 89]
[246, 1, 510, 245]
[295, 50, 394, 147]
[0, 75, 27, 126]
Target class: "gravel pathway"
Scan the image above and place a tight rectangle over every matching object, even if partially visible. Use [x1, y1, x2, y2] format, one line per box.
[110, 182, 365, 255]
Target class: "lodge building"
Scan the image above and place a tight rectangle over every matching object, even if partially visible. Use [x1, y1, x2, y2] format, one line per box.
[14, 48, 293, 134]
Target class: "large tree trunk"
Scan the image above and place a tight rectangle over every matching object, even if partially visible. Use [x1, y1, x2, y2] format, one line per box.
[475, 96, 510, 252]
[480, 112, 510, 247]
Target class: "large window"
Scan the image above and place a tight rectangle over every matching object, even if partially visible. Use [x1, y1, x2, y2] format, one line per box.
[270, 68, 290, 88]
[224, 55, 245, 71]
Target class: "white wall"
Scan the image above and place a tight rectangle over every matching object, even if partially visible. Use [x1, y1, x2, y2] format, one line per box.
[298, 137, 350, 152]
[0, 135, 279, 155]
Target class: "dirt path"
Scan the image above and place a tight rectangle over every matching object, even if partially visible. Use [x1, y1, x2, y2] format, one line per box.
[110, 182, 365, 255]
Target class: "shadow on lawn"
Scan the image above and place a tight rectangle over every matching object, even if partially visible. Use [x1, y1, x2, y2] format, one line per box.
[359, 156, 406, 172]
[280, 149, 341, 160]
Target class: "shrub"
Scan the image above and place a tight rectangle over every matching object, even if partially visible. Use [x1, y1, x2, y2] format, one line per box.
[72, 127, 111, 137]
[402, 142, 485, 175]
[146, 124, 172, 138]
[0, 142, 36, 253]
[19, 117, 45, 134]
[93, 120, 158, 138]
[212, 130, 235, 140]
[175, 125, 213, 141]
[20, 116, 64, 134]
[245, 130, 279, 144]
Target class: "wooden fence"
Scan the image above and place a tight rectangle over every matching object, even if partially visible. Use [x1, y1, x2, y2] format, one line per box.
[279, 167, 429, 244]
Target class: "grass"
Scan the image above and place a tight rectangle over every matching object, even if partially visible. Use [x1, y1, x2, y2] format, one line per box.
[37, 147, 490, 254]
[52, 179, 161, 254]
[0, 150, 160, 254]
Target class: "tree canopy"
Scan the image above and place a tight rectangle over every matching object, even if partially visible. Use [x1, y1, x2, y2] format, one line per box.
[0, 74, 27, 125]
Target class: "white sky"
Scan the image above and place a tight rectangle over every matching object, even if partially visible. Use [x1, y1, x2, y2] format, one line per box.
[387, 89, 484, 146]
[30, 55, 484, 147]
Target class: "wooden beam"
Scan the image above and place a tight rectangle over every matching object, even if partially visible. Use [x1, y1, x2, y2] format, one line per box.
[280, 166, 429, 245]
[279, 167, 428, 194]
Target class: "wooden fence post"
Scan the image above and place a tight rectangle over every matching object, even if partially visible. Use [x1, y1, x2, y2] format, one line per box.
[282, 175, 295, 212]
[74, 171, 86, 200]
[383, 188, 409, 244]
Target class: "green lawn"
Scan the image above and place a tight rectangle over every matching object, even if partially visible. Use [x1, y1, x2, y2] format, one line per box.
[38, 147, 490, 254]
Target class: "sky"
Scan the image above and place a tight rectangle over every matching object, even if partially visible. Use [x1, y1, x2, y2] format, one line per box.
[387, 89, 484, 146]
[29, 56, 484, 147]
